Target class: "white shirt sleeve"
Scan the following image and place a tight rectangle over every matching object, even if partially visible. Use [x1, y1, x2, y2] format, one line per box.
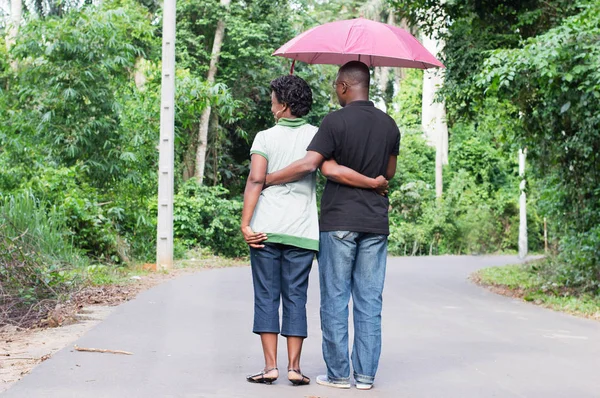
[249, 131, 268, 160]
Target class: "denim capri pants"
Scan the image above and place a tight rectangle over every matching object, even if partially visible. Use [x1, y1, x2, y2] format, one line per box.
[250, 243, 315, 338]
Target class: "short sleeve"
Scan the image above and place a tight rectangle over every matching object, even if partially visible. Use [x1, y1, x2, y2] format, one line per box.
[391, 125, 400, 156]
[307, 114, 336, 159]
[250, 131, 268, 160]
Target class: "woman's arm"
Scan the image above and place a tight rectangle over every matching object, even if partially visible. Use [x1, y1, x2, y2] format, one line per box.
[320, 159, 388, 193]
[241, 154, 268, 248]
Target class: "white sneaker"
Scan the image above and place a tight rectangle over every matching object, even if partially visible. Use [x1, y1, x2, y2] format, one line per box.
[356, 382, 373, 390]
[316, 375, 351, 389]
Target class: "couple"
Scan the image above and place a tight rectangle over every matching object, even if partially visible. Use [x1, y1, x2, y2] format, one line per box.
[241, 61, 399, 390]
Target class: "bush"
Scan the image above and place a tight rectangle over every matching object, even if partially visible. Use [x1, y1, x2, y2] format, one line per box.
[0, 193, 87, 326]
[171, 181, 246, 257]
[23, 166, 127, 262]
[480, 4, 600, 286]
[541, 226, 600, 292]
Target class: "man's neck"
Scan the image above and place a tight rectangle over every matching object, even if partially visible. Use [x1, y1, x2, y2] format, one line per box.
[346, 95, 369, 103]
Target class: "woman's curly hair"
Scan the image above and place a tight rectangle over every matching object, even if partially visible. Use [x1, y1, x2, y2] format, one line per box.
[270, 75, 313, 117]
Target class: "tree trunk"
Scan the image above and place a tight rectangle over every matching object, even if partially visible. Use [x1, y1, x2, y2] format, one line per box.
[209, 110, 220, 185]
[422, 32, 448, 199]
[373, 11, 396, 112]
[194, 0, 231, 184]
[6, 0, 22, 55]
[134, 57, 147, 90]
[182, 136, 197, 181]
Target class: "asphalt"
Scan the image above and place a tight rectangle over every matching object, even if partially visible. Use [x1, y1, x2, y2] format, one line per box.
[3, 255, 599, 398]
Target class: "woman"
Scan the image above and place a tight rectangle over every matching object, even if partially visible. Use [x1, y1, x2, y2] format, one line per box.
[241, 75, 317, 386]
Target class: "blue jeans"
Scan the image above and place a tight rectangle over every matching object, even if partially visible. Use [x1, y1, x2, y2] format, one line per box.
[318, 231, 387, 385]
[250, 243, 314, 337]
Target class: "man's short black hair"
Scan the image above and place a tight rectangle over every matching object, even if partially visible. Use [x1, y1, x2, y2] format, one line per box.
[270, 75, 313, 117]
[338, 61, 370, 88]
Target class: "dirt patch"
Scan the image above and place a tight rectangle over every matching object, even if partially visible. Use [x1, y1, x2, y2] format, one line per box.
[0, 305, 115, 393]
[0, 266, 202, 393]
[470, 273, 529, 299]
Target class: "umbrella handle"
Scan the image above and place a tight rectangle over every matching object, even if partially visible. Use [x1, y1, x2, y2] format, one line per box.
[290, 59, 296, 75]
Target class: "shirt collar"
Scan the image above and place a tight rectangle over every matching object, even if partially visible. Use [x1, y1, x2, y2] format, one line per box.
[277, 117, 307, 128]
[345, 100, 374, 107]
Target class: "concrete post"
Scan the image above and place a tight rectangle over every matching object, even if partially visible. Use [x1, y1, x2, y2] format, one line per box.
[156, 0, 177, 270]
[518, 148, 528, 259]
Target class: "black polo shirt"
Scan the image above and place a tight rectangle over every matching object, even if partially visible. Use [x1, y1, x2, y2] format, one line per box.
[307, 100, 400, 235]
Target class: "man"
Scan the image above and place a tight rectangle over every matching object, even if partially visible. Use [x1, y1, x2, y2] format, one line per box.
[265, 60, 400, 390]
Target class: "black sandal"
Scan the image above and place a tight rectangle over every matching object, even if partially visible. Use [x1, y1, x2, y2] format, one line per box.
[246, 367, 278, 384]
[288, 369, 310, 386]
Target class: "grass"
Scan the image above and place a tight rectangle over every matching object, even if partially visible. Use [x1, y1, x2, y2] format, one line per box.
[82, 247, 247, 287]
[175, 247, 248, 269]
[0, 191, 246, 327]
[473, 263, 600, 320]
[85, 247, 247, 284]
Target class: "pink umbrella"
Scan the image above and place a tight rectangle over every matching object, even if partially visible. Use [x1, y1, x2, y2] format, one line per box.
[273, 18, 444, 72]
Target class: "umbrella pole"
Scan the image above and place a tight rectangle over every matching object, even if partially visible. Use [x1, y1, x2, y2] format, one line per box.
[290, 59, 296, 75]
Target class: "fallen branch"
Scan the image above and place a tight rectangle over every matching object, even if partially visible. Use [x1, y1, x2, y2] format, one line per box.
[74, 345, 133, 355]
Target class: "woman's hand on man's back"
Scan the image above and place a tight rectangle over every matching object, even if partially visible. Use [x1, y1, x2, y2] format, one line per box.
[373, 175, 389, 196]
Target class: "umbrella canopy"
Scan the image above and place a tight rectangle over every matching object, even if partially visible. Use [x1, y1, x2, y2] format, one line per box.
[273, 18, 444, 70]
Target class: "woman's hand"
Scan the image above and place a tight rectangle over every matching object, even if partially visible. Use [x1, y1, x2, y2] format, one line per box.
[241, 225, 267, 248]
[372, 175, 389, 196]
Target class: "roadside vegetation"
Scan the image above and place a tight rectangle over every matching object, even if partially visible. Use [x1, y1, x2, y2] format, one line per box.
[474, 262, 600, 320]
[1, 0, 599, 326]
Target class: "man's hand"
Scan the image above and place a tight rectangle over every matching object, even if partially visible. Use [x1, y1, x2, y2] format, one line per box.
[372, 175, 389, 196]
[241, 225, 267, 248]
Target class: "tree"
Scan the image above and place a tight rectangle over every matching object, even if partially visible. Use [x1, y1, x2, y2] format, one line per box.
[480, 1, 600, 289]
[176, 0, 296, 190]
[193, 0, 231, 184]
[5, 0, 21, 53]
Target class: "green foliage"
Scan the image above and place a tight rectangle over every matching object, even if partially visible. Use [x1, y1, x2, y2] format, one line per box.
[3, 0, 595, 306]
[389, 0, 598, 290]
[476, 264, 600, 318]
[391, 69, 423, 130]
[171, 181, 246, 258]
[175, 0, 346, 193]
[392, 0, 578, 120]
[1, 1, 244, 266]
[479, 1, 600, 289]
[7, 1, 156, 185]
[387, 94, 540, 256]
[477, 264, 540, 290]
[23, 166, 128, 262]
[0, 193, 87, 325]
[391, 132, 435, 192]
[176, 0, 291, 190]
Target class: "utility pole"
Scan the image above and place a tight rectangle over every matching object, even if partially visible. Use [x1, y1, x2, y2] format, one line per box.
[156, 0, 177, 270]
[518, 148, 527, 259]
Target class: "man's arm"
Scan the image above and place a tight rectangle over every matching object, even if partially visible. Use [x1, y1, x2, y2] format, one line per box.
[265, 151, 325, 186]
[241, 154, 268, 248]
[386, 155, 398, 179]
[320, 159, 388, 192]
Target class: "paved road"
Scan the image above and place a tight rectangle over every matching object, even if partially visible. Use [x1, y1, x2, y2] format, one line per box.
[3, 256, 600, 398]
